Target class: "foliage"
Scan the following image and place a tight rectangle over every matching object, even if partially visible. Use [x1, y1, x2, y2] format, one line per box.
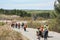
[27, 21, 41, 28]
[0, 9, 55, 19]
[0, 9, 31, 17]
[49, 19, 60, 33]
[54, 0, 60, 16]
[49, 0, 60, 33]
[0, 22, 5, 26]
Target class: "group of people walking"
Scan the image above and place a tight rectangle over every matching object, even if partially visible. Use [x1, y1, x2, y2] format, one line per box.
[11, 22, 27, 31]
[36, 24, 48, 40]
[11, 21, 49, 40]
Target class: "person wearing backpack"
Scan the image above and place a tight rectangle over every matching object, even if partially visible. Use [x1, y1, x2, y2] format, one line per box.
[21, 22, 24, 28]
[36, 28, 42, 40]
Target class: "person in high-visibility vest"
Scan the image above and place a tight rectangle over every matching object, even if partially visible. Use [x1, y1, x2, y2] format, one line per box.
[44, 24, 48, 40]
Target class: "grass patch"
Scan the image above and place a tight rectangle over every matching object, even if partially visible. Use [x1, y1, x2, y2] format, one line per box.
[0, 22, 5, 26]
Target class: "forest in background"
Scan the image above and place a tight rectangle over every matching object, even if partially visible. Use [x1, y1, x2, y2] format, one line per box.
[0, 0, 60, 33]
[0, 9, 56, 19]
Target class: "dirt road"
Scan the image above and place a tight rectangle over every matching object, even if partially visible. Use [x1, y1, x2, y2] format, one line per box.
[12, 28, 60, 40]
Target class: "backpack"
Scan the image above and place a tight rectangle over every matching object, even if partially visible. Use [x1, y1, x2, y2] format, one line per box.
[36, 30, 41, 36]
[22, 23, 24, 26]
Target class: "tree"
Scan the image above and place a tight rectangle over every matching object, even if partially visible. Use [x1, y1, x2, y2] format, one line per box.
[53, 0, 60, 32]
[31, 13, 37, 21]
[54, 0, 60, 18]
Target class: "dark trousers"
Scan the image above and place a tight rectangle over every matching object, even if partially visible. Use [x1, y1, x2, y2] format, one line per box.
[44, 30, 48, 40]
[24, 28, 26, 31]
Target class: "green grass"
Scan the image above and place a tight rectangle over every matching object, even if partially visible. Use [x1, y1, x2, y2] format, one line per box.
[0, 22, 5, 26]
[25, 10, 53, 13]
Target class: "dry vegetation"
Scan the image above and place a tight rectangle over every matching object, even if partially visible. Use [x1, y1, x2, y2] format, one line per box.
[27, 21, 41, 28]
[49, 19, 60, 33]
[0, 14, 45, 21]
[0, 24, 28, 40]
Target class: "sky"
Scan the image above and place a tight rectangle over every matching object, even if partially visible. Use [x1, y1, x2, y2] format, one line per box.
[0, 0, 55, 10]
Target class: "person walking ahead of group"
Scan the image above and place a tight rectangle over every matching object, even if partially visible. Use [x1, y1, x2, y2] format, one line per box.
[11, 23, 14, 28]
[24, 24, 27, 31]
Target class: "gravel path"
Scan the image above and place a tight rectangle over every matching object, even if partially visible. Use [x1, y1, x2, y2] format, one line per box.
[12, 28, 60, 40]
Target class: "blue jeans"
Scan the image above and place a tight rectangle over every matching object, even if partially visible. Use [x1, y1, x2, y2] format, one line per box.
[44, 38, 47, 40]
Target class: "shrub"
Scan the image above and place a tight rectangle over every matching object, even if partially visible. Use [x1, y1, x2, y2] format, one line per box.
[27, 21, 41, 28]
[49, 19, 60, 33]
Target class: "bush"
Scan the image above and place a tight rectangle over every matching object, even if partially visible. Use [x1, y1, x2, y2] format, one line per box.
[27, 21, 41, 28]
[49, 19, 60, 33]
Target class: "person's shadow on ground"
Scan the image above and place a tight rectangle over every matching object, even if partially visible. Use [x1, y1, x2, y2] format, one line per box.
[48, 36, 53, 38]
